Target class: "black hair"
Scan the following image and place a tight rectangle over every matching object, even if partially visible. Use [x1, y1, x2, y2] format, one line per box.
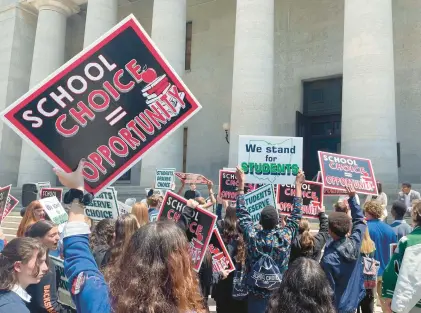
[391, 200, 407, 220]
[25, 220, 55, 238]
[402, 182, 412, 188]
[90, 218, 116, 250]
[377, 182, 383, 194]
[328, 212, 351, 238]
[267, 258, 335, 313]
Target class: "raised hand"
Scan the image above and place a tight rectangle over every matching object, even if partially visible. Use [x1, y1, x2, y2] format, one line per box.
[235, 165, 245, 183]
[295, 169, 305, 185]
[207, 180, 214, 189]
[345, 184, 356, 198]
[53, 159, 85, 191]
[187, 199, 199, 209]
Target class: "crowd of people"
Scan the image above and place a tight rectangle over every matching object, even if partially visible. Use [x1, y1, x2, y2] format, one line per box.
[0, 161, 420, 313]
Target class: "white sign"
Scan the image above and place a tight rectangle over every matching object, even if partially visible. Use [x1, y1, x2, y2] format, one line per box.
[39, 196, 68, 225]
[238, 135, 303, 185]
[50, 256, 75, 309]
[37, 181, 51, 197]
[155, 168, 176, 190]
[84, 187, 119, 221]
[145, 188, 165, 197]
[244, 184, 276, 225]
[117, 201, 132, 215]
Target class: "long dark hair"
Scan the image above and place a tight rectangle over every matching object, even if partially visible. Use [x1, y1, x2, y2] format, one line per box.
[0, 237, 47, 290]
[89, 218, 115, 250]
[107, 221, 205, 313]
[267, 258, 335, 313]
[298, 219, 315, 256]
[103, 214, 138, 275]
[221, 206, 246, 265]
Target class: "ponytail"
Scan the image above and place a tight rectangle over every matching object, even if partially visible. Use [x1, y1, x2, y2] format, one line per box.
[299, 230, 315, 256]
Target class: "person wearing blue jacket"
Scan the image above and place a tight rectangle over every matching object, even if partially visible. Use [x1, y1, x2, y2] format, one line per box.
[321, 185, 367, 313]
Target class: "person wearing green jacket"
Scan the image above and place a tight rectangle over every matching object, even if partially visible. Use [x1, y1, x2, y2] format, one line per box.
[382, 201, 421, 313]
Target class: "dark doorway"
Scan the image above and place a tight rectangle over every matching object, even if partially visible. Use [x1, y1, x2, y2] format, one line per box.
[297, 77, 342, 180]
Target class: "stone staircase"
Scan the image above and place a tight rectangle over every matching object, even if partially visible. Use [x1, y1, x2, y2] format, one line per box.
[2, 210, 21, 241]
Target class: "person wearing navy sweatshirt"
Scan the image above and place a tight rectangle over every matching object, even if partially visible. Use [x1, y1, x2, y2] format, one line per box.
[321, 185, 367, 313]
[0, 237, 49, 313]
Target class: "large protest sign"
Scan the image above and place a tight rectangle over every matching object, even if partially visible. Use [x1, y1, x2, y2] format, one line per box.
[219, 170, 239, 201]
[155, 168, 175, 190]
[318, 151, 377, 195]
[40, 187, 63, 202]
[0, 185, 11, 223]
[277, 181, 324, 219]
[316, 170, 346, 196]
[157, 191, 217, 272]
[244, 184, 276, 225]
[175, 172, 210, 184]
[238, 135, 303, 185]
[208, 228, 235, 273]
[1, 194, 19, 223]
[1, 15, 201, 195]
[39, 197, 68, 225]
[50, 256, 76, 309]
[85, 187, 119, 221]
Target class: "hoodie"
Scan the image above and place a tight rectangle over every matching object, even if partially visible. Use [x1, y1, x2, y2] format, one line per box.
[321, 196, 366, 313]
[289, 211, 329, 264]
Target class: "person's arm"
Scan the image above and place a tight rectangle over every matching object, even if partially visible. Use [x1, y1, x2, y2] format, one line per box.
[234, 166, 257, 245]
[391, 241, 421, 313]
[321, 257, 338, 292]
[177, 180, 186, 196]
[203, 181, 216, 208]
[281, 170, 304, 240]
[346, 186, 367, 249]
[54, 160, 111, 313]
[313, 207, 329, 249]
[216, 195, 223, 221]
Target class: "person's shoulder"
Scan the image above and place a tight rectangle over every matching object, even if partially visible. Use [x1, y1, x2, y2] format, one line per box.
[0, 292, 29, 312]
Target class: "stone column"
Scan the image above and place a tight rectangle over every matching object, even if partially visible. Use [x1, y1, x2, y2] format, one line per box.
[17, 0, 79, 186]
[83, 0, 117, 47]
[140, 0, 186, 186]
[341, 0, 398, 189]
[228, 0, 275, 167]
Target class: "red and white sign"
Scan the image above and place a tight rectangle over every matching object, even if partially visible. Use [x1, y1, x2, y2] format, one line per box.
[175, 172, 210, 184]
[1, 193, 18, 224]
[1, 15, 201, 194]
[40, 188, 63, 202]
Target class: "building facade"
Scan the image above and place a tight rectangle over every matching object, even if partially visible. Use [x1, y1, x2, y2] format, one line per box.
[0, 0, 418, 191]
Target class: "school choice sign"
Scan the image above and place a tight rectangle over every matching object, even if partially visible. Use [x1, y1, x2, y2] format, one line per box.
[318, 151, 378, 196]
[1, 15, 201, 194]
[238, 136, 303, 185]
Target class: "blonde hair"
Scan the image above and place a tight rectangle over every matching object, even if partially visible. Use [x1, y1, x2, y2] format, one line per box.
[360, 228, 376, 254]
[131, 202, 149, 226]
[17, 201, 42, 237]
[299, 219, 315, 255]
[412, 201, 421, 226]
[364, 201, 383, 219]
[147, 195, 160, 208]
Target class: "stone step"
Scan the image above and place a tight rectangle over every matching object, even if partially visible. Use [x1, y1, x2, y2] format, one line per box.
[5, 233, 16, 242]
[2, 226, 18, 235]
[1, 220, 20, 229]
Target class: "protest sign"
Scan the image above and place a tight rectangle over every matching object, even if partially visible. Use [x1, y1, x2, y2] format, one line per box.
[1, 15, 201, 195]
[50, 256, 76, 309]
[157, 191, 217, 271]
[175, 172, 209, 184]
[40, 187, 63, 202]
[238, 135, 303, 185]
[144, 188, 165, 197]
[277, 181, 324, 219]
[316, 170, 346, 196]
[2, 194, 19, 223]
[39, 196, 68, 225]
[155, 168, 175, 190]
[390, 243, 398, 258]
[318, 151, 377, 195]
[37, 181, 51, 191]
[219, 170, 238, 201]
[150, 212, 159, 222]
[117, 201, 132, 215]
[208, 228, 235, 273]
[85, 187, 119, 221]
[0, 186, 11, 224]
[244, 184, 276, 225]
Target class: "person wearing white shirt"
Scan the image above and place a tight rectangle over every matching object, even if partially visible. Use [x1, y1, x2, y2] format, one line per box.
[365, 181, 388, 220]
[397, 182, 421, 215]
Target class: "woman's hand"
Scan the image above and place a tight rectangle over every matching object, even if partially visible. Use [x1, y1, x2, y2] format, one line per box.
[235, 166, 245, 183]
[53, 159, 85, 191]
[295, 169, 305, 185]
[207, 180, 214, 190]
[187, 199, 199, 209]
[345, 184, 356, 198]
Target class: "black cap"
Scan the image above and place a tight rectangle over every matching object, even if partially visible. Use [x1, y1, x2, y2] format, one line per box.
[260, 205, 278, 230]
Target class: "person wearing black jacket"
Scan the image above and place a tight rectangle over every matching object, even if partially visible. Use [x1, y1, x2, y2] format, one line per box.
[289, 206, 329, 264]
[26, 221, 74, 313]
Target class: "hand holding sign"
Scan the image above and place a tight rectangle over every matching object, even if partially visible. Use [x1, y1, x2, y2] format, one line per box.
[345, 184, 356, 198]
[235, 165, 245, 183]
[54, 159, 85, 191]
[187, 199, 199, 209]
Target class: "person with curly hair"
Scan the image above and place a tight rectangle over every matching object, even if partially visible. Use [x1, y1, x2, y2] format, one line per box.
[89, 218, 116, 267]
[55, 160, 206, 313]
[266, 257, 335, 313]
[365, 200, 397, 312]
[212, 206, 247, 313]
[17, 201, 45, 237]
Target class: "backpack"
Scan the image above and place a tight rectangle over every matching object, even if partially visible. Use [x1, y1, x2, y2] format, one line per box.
[232, 266, 248, 300]
[247, 250, 282, 291]
[362, 254, 380, 289]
